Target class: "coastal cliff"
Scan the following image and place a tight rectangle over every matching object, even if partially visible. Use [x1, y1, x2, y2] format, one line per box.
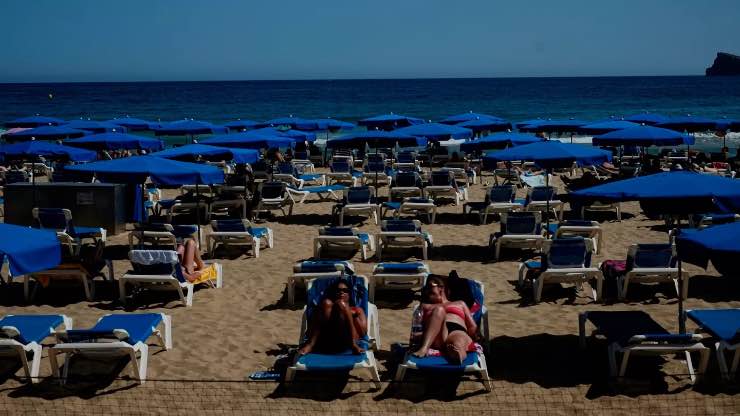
[706, 52, 740, 76]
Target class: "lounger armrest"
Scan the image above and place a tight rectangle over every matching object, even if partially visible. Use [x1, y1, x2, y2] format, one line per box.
[0, 326, 20, 338]
[61, 329, 131, 342]
[628, 333, 702, 344]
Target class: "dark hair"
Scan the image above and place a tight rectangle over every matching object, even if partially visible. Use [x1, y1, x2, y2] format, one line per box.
[326, 279, 354, 305]
[421, 275, 448, 303]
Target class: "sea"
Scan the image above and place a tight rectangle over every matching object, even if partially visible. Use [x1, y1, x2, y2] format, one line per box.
[1, 76, 740, 151]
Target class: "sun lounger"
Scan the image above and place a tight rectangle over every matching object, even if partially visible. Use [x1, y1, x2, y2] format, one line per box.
[273, 162, 307, 189]
[128, 223, 198, 250]
[393, 151, 419, 170]
[120, 250, 222, 307]
[207, 219, 273, 258]
[0, 314, 72, 383]
[425, 170, 466, 205]
[285, 275, 381, 388]
[253, 181, 294, 219]
[489, 211, 545, 261]
[463, 185, 521, 224]
[369, 262, 429, 301]
[325, 160, 362, 187]
[547, 220, 604, 254]
[334, 186, 380, 226]
[519, 172, 553, 188]
[164, 196, 211, 223]
[49, 313, 172, 384]
[579, 311, 709, 383]
[519, 186, 564, 221]
[389, 171, 424, 200]
[377, 219, 433, 261]
[615, 243, 683, 300]
[581, 200, 622, 221]
[690, 213, 740, 229]
[518, 237, 603, 303]
[33, 208, 106, 255]
[382, 197, 437, 224]
[287, 184, 346, 203]
[27, 242, 113, 302]
[686, 308, 740, 380]
[209, 194, 247, 219]
[395, 277, 491, 391]
[314, 226, 375, 261]
[288, 260, 356, 305]
[494, 167, 522, 187]
[362, 160, 392, 187]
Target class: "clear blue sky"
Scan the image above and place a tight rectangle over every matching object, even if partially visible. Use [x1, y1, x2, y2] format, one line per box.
[1, 0, 738, 82]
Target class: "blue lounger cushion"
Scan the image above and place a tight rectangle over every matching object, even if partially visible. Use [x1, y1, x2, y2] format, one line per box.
[71, 226, 103, 238]
[687, 309, 740, 342]
[376, 262, 425, 273]
[0, 315, 64, 344]
[585, 311, 673, 346]
[299, 174, 323, 181]
[628, 333, 699, 344]
[406, 351, 479, 372]
[301, 185, 345, 193]
[294, 340, 371, 371]
[295, 260, 354, 274]
[65, 313, 162, 345]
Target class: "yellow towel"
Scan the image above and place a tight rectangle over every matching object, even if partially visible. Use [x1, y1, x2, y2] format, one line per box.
[190, 264, 218, 286]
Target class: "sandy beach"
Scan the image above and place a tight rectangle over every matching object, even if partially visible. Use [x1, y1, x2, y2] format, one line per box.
[0, 171, 739, 415]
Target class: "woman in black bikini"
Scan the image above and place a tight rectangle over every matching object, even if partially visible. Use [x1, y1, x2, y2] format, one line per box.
[298, 280, 367, 355]
[412, 276, 478, 364]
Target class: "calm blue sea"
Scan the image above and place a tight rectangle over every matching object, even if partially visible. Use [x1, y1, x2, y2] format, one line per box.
[1, 76, 740, 149]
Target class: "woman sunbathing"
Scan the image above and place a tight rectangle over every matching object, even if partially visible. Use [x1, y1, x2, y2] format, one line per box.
[177, 238, 216, 284]
[298, 280, 367, 355]
[412, 276, 477, 364]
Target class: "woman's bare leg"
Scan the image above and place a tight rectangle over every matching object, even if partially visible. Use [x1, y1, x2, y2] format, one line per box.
[412, 305, 446, 357]
[335, 300, 364, 354]
[298, 299, 334, 355]
[444, 331, 473, 365]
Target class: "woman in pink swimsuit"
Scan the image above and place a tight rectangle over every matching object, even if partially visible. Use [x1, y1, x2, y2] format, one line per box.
[412, 276, 478, 364]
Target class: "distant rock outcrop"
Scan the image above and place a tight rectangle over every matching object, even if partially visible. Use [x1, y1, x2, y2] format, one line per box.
[706, 52, 740, 76]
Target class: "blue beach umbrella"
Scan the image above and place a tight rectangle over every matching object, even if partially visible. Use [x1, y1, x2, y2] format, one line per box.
[295, 118, 356, 132]
[358, 114, 426, 131]
[0, 141, 97, 162]
[394, 123, 473, 142]
[65, 120, 127, 134]
[439, 112, 505, 125]
[5, 116, 65, 128]
[66, 155, 224, 185]
[224, 119, 260, 132]
[456, 118, 512, 133]
[4, 125, 88, 142]
[577, 120, 641, 135]
[151, 144, 259, 164]
[592, 125, 694, 147]
[154, 119, 228, 138]
[257, 116, 307, 129]
[460, 132, 543, 152]
[625, 113, 669, 126]
[0, 223, 61, 276]
[483, 141, 612, 169]
[570, 171, 740, 214]
[656, 115, 717, 133]
[200, 133, 295, 150]
[515, 119, 546, 130]
[65, 132, 164, 152]
[327, 131, 426, 149]
[108, 117, 161, 131]
[484, 141, 611, 230]
[248, 127, 316, 143]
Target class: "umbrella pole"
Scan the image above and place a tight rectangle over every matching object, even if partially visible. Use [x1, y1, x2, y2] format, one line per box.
[139, 182, 146, 249]
[546, 169, 551, 237]
[678, 257, 685, 334]
[196, 183, 202, 247]
[31, 157, 37, 209]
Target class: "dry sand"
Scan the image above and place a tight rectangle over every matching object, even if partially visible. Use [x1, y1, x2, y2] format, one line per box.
[1, 171, 739, 414]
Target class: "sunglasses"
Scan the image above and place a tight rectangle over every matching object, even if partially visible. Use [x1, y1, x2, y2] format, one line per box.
[336, 288, 351, 294]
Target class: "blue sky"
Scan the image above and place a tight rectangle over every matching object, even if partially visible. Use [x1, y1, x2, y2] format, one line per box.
[1, 0, 738, 82]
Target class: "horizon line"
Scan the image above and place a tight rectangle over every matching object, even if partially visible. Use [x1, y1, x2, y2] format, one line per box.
[0, 73, 706, 85]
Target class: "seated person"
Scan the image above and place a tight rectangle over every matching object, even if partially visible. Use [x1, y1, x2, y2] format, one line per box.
[412, 275, 477, 364]
[177, 238, 217, 284]
[298, 279, 367, 355]
[560, 171, 608, 190]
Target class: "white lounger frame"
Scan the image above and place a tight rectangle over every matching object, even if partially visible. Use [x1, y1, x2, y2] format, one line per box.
[0, 315, 73, 383]
[615, 244, 685, 300]
[48, 313, 172, 384]
[377, 220, 433, 261]
[207, 220, 273, 259]
[579, 312, 709, 383]
[313, 232, 375, 262]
